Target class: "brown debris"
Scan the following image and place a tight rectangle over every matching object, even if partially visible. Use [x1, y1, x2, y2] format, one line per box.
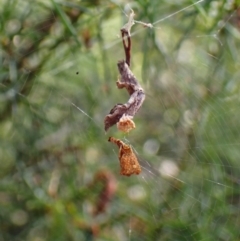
[104, 60, 145, 132]
[105, 10, 145, 178]
[104, 10, 145, 132]
[108, 137, 141, 176]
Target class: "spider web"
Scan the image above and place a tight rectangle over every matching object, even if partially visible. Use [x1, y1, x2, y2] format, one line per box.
[1, 0, 240, 241]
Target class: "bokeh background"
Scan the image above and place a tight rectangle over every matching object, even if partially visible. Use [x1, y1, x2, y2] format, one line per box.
[1, 0, 240, 240]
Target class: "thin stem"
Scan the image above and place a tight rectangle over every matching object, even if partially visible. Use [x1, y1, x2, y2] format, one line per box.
[121, 29, 131, 66]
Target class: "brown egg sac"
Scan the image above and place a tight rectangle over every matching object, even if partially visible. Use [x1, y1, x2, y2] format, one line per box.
[117, 114, 135, 133]
[108, 137, 141, 176]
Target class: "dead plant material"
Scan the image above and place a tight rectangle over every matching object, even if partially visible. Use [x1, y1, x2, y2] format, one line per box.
[104, 60, 145, 131]
[108, 136, 141, 176]
[104, 9, 145, 132]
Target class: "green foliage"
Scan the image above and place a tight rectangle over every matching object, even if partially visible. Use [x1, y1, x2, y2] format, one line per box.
[1, 0, 240, 240]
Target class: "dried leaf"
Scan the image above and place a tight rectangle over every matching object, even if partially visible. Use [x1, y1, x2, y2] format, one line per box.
[108, 137, 141, 176]
[104, 60, 145, 131]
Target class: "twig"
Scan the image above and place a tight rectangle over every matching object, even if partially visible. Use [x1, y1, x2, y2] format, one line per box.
[121, 29, 131, 66]
[120, 9, 134, 66]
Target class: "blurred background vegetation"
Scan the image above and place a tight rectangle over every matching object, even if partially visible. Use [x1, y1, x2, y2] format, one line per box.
[1, 0, 240, 240]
